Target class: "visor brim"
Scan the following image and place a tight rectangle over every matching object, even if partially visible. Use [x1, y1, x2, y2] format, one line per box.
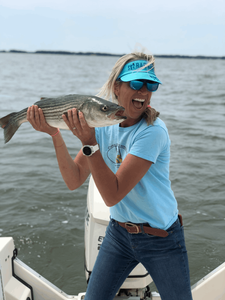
[119, 73, 162, 84]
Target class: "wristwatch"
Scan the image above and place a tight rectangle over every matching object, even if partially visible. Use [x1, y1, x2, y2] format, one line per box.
[82, 144, 99, 157]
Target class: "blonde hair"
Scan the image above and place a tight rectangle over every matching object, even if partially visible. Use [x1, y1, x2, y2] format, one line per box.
[97, 52, 159, 125]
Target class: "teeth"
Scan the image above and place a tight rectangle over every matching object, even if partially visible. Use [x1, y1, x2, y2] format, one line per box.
[133, 98, 145, 102]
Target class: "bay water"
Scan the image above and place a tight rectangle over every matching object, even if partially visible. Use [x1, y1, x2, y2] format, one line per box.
[0, 53, 224, 295]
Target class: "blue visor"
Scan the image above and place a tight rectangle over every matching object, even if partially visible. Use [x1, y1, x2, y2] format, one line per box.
[117, 60, 162, 84]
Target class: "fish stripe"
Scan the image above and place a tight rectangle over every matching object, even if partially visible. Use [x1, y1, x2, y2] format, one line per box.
[0, 94, 126, 143]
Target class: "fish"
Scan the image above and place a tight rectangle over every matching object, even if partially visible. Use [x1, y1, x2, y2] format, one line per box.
[0, 94, 126, 143]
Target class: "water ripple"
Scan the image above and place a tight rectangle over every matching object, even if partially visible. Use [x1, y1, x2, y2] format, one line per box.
[0, 53, 224, 294]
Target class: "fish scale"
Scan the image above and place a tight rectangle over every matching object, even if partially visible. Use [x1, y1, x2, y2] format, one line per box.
[0, 94, 126, 143]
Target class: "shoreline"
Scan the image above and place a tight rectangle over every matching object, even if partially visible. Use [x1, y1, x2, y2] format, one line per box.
[0, 49, 224, 60]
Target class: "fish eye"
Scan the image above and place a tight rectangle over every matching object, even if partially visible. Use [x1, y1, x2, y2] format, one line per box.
[101, 105, 108, 112]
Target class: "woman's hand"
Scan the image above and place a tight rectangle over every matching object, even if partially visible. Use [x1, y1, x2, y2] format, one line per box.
[27, 105, 58, 136]
[62, 108, 97, 145]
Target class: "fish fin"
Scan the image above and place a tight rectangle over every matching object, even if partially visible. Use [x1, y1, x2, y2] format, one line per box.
[0, 113, 21, 143]
[40, 97, 48, 100]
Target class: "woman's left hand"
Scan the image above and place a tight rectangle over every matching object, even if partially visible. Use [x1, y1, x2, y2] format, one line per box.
[62, 108, 97, 145]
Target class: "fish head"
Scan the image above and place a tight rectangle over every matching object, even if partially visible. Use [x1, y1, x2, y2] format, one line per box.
[82, 97, 126, 127]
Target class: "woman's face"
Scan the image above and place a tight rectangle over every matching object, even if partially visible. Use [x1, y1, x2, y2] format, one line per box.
[114, 81, 152, 127]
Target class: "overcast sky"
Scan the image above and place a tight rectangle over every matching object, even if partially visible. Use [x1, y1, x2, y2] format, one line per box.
[0, 0, 224, 56]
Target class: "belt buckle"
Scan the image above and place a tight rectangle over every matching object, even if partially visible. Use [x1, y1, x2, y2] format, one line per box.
[125, 222, 140, 234]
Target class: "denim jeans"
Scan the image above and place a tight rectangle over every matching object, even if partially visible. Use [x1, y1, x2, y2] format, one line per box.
[85, 218, 193, 300]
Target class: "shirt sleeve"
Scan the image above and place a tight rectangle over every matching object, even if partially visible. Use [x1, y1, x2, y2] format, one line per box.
[129, 125, 169, 163]
[95, 127, 99, 144]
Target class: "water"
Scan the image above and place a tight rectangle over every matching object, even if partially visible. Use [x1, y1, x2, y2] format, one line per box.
[0, 53, 224, 295]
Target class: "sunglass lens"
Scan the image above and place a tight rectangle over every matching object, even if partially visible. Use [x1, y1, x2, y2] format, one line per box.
[146, 82, 159, 92]
[129, 81, 144, 90]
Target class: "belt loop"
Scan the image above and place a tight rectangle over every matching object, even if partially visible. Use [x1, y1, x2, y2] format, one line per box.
[178, 214, 183, 226]
[140, 223, 145, 234]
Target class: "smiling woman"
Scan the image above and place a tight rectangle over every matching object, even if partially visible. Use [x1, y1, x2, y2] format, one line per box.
[97, 53, 161, 126]
[26, 51, 193, 300]
[82, 52, 193, 300]
[114, 80, 151, 127]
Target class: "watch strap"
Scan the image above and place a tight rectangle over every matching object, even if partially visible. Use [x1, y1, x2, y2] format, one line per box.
[91, 144, 99, 153]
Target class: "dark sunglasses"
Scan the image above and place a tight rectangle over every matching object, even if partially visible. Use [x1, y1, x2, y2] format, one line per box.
[129, 80, 159, 92]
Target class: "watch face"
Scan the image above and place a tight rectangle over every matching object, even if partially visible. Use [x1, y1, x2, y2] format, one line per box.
[83, 146, 92, 156]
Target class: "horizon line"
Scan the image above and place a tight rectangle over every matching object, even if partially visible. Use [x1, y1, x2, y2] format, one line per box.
[0, 49, 224, 60]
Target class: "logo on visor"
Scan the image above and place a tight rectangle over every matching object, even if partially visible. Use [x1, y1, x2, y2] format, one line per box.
[127, 62, 152, 71]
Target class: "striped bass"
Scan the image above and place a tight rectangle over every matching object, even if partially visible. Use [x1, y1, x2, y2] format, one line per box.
[0, 94, 126, 144]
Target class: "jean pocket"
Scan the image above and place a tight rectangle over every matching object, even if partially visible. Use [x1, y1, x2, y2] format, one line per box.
[109, 219, 120, 230]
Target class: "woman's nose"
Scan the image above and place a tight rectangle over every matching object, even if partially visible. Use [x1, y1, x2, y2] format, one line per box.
[137, 84, 148, 94]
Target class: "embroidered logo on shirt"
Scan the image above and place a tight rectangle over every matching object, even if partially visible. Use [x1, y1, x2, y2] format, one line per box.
[107, 144, 127, 168]
[116, 153, 122, 164]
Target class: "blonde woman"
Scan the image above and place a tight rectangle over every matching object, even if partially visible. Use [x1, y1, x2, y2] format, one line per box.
[27, 52, 193, 300]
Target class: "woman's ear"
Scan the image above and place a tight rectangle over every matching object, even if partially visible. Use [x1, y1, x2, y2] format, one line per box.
[114, 81, 120, 97]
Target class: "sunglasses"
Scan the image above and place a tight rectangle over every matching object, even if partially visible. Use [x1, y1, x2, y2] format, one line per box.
[129, 80, 159, 92]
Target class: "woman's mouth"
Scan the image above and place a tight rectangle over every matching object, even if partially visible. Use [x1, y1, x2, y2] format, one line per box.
[132, 98, 145, 109]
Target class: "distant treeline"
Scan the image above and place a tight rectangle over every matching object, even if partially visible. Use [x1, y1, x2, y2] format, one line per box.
[0, 49, 123, 57]
[0, 49, 224, 60]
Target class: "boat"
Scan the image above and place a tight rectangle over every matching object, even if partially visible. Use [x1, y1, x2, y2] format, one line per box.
[0, 176, 225, 300]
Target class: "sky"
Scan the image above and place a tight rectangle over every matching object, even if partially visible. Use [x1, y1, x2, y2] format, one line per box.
[0, 0, 224, 56]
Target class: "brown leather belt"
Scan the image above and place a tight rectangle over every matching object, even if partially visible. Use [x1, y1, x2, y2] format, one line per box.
[117, 215, 183, 238]
[117, 221, 169, 237]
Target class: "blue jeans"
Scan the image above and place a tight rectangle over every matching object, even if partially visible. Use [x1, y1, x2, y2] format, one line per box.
[85, 218, 193, 300]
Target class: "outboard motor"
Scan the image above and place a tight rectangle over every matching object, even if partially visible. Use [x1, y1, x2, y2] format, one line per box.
[84, 176, 152, 299]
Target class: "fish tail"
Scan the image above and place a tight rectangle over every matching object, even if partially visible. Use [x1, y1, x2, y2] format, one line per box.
[0, 112, 21, 143]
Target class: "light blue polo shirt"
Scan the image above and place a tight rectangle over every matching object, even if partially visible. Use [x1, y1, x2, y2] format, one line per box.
[95, 118, 178, 230]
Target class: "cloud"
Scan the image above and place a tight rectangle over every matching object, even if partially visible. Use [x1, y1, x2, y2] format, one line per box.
[0, 0, 224, 55]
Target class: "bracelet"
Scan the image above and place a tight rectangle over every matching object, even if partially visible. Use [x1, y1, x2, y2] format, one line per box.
[51, 128, 60, 137]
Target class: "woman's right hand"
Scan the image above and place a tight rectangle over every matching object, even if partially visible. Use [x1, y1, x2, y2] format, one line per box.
[27, 105, 58, 136]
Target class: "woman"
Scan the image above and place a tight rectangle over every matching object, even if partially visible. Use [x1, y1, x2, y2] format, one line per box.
[27, 52, 193, 300]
